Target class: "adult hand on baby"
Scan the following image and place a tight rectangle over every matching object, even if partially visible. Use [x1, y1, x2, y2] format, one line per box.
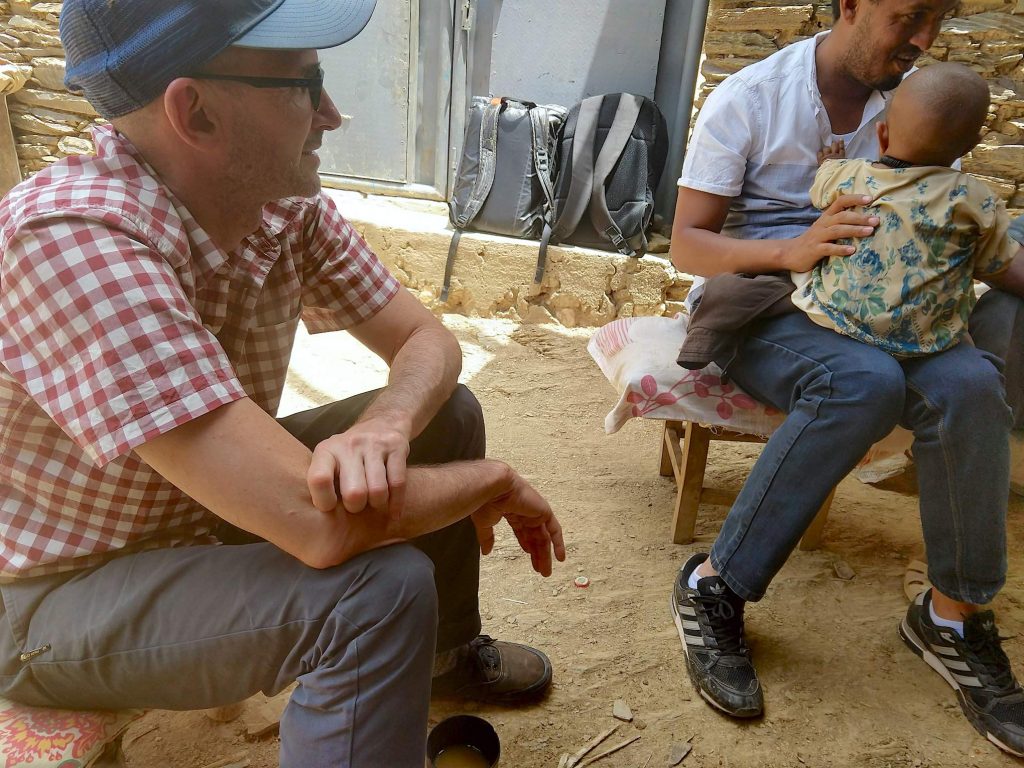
[784, 194, 878, 273]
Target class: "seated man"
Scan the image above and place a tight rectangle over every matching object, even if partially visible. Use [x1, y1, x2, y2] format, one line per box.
[669, 0, 1024, 756]
[0, 1, 565, 766]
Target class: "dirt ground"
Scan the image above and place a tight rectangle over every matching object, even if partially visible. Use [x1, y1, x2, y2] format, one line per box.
[122, 316, 1024, 768]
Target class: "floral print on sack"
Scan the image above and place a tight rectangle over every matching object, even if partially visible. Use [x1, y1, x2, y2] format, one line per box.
[626, 372, 764, 421]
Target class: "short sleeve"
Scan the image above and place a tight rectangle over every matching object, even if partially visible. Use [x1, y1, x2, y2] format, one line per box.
[678, 76, 759, 198]
[0, 216, 246, 466]
[972, 195, 1016, 280]
[298, 194, 400, 334]
[809, 159, 848, 211]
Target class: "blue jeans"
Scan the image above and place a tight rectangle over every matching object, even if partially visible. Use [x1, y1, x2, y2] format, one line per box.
[709, 312, 1012, 605]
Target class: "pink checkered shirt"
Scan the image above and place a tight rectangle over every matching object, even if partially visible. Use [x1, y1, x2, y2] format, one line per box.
[0, 125, 399, 579]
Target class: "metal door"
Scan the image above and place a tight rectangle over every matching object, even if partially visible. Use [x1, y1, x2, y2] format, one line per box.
[318, 0, 460, 199]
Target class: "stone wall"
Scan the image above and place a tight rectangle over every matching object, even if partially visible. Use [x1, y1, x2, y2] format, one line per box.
[698, 0, 1024, 215]
[0, 1, 97, 179]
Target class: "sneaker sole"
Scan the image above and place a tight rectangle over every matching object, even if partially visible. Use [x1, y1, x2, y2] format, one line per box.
[670, 593, 762, 719]
[899, 617, 1024, 757]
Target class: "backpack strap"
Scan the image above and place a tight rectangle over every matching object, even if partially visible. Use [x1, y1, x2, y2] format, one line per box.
[529, 106, 556, 284]
[529, 107, 556, 214]
[444, 100, 503, 300]
[550, 96, 603, 244]
[441, 229, 463, 302]
[535, 222, 552, 284]
[588, 93, 644, 257]
[453, 100, 502, 229]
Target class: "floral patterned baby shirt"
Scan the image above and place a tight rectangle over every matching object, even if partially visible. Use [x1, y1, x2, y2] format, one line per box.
[792, 158, 1016, 356]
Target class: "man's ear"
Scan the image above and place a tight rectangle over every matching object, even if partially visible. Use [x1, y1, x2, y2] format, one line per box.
[161, 78, 218, 152]
[876, 120, 889, 155]
[838, 0, 860, 23]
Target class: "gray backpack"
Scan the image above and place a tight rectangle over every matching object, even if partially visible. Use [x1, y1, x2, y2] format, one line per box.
[550, 93, 669, 257]
[444, 96, 567, 300]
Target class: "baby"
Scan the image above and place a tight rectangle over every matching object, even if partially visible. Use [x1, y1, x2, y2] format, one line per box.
[791, 62, 1016, 357]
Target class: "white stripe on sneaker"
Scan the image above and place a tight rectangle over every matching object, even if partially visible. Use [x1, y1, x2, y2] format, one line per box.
[941, 659, 972, 673]
[951, 673, 982, 688]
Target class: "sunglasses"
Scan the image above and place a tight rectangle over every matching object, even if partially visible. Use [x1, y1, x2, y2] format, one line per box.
[190, 65, 325, 111]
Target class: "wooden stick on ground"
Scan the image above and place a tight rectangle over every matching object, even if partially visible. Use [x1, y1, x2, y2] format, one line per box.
[566, 725, 619, 768]
[578, 735, 642, 768]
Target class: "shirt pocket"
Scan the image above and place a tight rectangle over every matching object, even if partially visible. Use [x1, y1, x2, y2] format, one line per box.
[235, 307, 302, 416]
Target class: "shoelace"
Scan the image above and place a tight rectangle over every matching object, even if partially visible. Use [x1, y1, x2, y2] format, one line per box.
[965, 622, 1019, 694]
[693, 592, 749, 656]
[471, 635, 502, 677]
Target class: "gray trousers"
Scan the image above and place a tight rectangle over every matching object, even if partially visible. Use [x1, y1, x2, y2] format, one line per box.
[0, 384, 486, 767]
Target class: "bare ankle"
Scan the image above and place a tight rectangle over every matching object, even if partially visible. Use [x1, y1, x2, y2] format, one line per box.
[931, 589, 981, 622]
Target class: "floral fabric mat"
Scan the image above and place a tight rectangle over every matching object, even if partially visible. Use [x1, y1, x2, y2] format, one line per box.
[0, 696, 142, 768]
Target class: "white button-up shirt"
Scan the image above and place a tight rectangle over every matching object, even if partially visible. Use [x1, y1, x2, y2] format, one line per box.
[678, 32, 895, 306]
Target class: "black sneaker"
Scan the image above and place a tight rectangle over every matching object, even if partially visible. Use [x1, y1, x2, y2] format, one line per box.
[900, 588, 1024, 756]
[671, 553, 763, 718]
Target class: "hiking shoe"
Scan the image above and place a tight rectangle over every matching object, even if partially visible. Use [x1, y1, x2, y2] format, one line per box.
[431, 635, 552, 703]
[671, 553, 763, 718]
[900, 588, 1024, 756]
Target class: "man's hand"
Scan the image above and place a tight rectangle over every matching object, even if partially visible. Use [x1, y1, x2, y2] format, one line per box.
[307, 416, 412, 518]
[784, 194, 879, 273]
[471, 474, 566, 577]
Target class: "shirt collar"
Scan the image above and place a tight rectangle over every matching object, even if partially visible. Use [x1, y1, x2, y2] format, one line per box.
[805, 31, 895, 137]
[92, 124, 244, 281]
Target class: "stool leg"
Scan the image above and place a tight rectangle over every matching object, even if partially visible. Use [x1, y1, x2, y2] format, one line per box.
[660, 420, 683, 477]
[672, 422, 710, 545]
[799, 486, 837, 551]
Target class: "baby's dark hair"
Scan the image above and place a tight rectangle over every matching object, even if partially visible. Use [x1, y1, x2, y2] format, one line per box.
[891, 63, 989, 164]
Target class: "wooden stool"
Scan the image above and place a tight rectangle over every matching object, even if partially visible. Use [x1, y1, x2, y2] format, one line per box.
[659, 420, 835, 550]
[587, 315, 909, 552]
[0, 696, 142, 768]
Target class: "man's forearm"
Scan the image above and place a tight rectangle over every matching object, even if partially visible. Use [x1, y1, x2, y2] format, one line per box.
[671, 226, 789, 277]
[304, 459, 515, 568]
[984, 249, 1024, 299]
[136, 397, 513, 569]
[358, 322, 462, 439]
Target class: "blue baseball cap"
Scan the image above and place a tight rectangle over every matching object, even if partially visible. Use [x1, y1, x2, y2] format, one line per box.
[60, 0, 377, 119]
